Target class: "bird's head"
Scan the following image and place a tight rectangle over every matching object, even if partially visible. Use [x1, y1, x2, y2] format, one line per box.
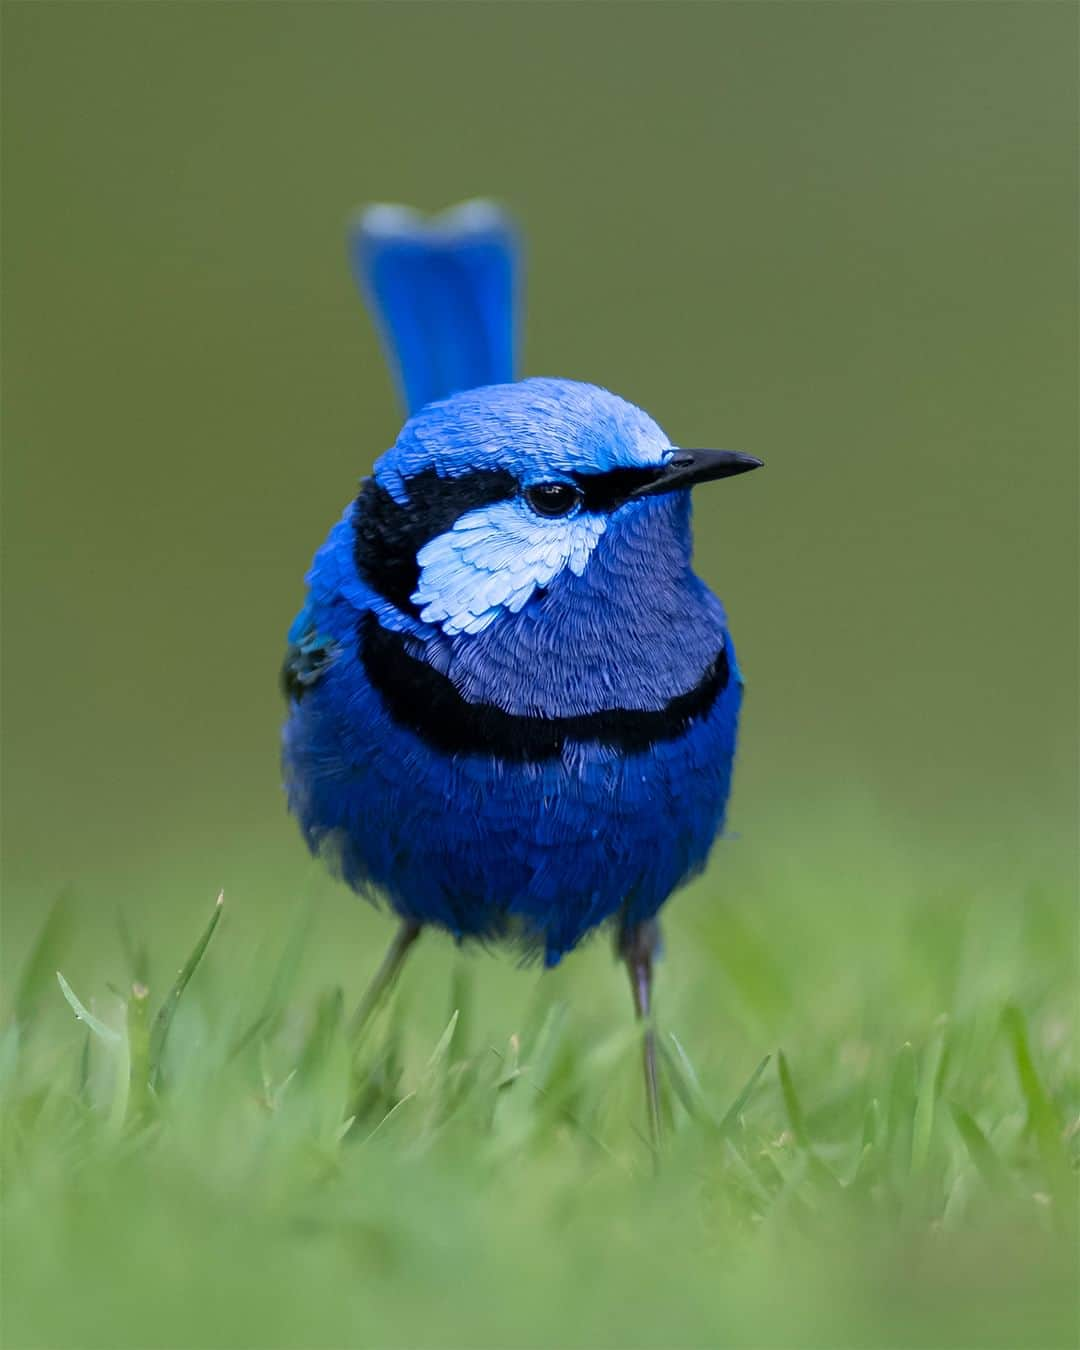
[353, 377, 760, 637]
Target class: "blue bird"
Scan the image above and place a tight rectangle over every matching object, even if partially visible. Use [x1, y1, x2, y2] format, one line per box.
[282, 200, 761, 1142]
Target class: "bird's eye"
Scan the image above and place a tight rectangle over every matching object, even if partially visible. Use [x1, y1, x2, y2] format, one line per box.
[524, 482, 582, 518]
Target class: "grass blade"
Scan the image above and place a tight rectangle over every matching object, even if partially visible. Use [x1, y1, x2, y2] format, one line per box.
[661, 1033, 715, 1125]
[126, 983, 152, 1125]
[362, 1092, 417, 1145]
[776, 1051, 841, 1193]
[13, 887, 75, 1027]
[851, 1099, 884, 1192]
[887, 1041, 918, 1186]
[448, 962, 473, 1060]
[56, 972, 120, 1046]
[777, 1051, 808, 1146]
[230, 894, 315, 1059]
[717, 1053, 772, 1138]
[415, 1011, 460, 1138]
[1002, 1004, 1073, 1228]
[148, 892, 224, 1085]
[297, 986, 345, 1081]
[862, 1097, 883, 1152]
[950, 1104, 1009, 1195]
[911, 1017, 948, 1174]
[424, 1010, 459, 1077]
[0, 1023, 21, 1095]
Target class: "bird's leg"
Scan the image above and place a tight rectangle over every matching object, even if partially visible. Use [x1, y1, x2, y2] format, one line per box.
[348, 918, 422, 1040]
[620, 919, 663, 1155]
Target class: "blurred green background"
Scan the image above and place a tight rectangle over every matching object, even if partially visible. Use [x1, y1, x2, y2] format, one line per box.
[3, 6, 1078, 1349]
[3, 1, 1076, 943]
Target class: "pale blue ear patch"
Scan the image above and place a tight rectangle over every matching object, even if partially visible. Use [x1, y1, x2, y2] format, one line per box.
[413, 501, 607, 636]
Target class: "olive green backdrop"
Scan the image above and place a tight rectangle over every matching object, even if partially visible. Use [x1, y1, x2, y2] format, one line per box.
[3, 2, 1076, 957]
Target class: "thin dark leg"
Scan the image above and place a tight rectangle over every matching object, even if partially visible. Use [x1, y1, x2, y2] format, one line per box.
[620, 920, 662, 1155]
[348, 918, 422, 1040]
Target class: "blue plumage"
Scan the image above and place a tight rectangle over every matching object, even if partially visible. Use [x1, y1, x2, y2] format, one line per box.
[284, 202, 760, 1068]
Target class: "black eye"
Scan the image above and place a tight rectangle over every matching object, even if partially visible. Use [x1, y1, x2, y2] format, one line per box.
[524, 482, 582, 518]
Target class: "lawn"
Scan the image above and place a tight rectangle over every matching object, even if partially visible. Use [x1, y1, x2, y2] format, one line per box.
[2, 805, 1076, 1350]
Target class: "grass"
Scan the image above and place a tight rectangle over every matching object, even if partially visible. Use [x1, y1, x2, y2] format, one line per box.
[2, 809, 1077, 1350]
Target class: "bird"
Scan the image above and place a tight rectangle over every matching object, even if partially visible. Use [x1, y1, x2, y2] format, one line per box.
[281, 200, 761, 1146]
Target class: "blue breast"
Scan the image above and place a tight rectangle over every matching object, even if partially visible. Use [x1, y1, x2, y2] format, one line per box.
[282, 495, 743, 964]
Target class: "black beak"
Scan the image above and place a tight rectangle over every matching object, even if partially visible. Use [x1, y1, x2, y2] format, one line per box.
[629, 448, 763, 498]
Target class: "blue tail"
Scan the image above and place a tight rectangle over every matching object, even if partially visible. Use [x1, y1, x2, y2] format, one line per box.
[349, 200, 520, 416]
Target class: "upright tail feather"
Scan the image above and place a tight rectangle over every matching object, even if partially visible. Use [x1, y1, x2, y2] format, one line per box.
[349, 200, 520, 416]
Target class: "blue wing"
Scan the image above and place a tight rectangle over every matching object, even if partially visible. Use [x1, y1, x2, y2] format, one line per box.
[281, 603, 338, 703]
[349, 200, 520, 415]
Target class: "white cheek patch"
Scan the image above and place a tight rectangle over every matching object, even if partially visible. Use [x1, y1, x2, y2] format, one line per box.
[413, 501, 607, 636]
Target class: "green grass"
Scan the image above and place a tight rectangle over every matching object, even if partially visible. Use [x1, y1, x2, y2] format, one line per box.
[2, 814, 1077, 1350]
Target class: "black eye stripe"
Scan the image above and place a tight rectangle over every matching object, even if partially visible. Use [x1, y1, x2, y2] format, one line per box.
[571, 466, 665, 512]
[353, 462, 666, 616]
[354, 467, 516, 615]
